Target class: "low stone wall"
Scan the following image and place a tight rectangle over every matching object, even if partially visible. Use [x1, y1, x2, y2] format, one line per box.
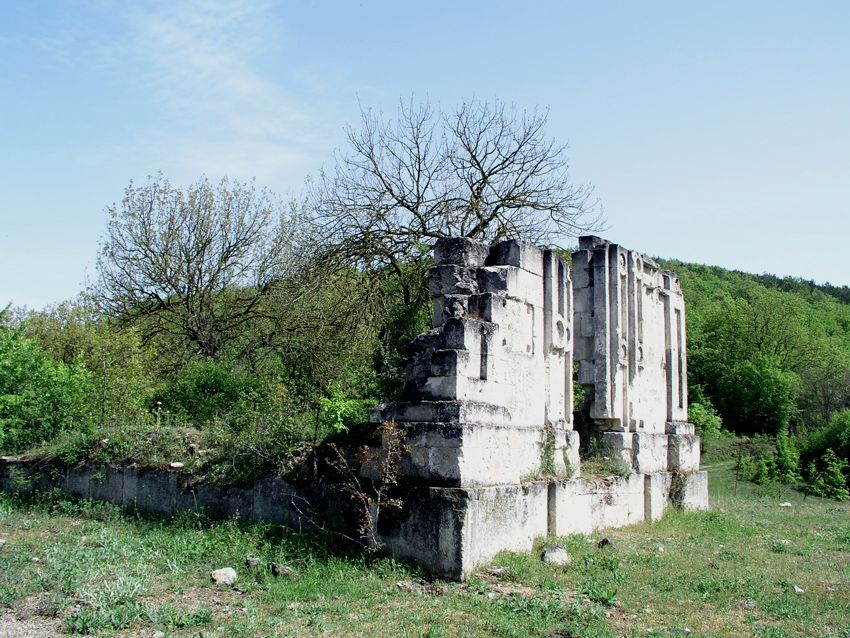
[1, 455, 708, 579]
[0, 457, 313, 528]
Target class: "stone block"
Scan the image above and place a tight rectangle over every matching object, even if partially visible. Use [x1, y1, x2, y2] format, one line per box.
[551, 474, 645, 536]
[193, 483, 252, 519]
[644, 472, 671, 521]
[374, 400, 513, 427]
[252, 477, 308, 527]
[122, 468, 177, 515]
[562, 430, 581, 478]
[675, 471, 709, 510]
[632, 433, 669, 474]
[396, 423, 574, 487]
[665, 421, 695, 435]
[429, 349, 468, 377]
[429, 265, 480, 296]
[379, 482, 548, 579]
[476, 267, 544, 307]
[88, 467, 124, 504]
[578, 235, 609, 251]
[487, 240, 545, 276]
[592, 474, 645, 529]
[62, 467, 93, 500]
[601, 431, 633, 467]
[442, 317, 491, 350]
[551, 479, 593, 535]
[668, 434, 701, 472]
[434, 238, 491, 267]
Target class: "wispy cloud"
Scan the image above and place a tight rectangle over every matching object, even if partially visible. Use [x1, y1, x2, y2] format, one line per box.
[127, 0, 320, 188]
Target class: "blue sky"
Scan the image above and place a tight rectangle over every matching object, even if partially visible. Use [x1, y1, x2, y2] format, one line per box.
[2, 0, 848, 309]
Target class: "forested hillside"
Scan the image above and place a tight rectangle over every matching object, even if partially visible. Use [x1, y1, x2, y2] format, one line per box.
[660, 259, 850, 498]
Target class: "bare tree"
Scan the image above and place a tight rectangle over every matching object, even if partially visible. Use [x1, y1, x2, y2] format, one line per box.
[96, 174, 311, 363]
[310, 97, 601, 302]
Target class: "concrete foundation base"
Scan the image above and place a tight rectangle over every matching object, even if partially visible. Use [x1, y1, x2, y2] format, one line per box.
[379, 469, 710, 579]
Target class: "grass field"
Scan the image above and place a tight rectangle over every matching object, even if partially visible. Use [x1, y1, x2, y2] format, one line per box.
[0, 459, 847, 637]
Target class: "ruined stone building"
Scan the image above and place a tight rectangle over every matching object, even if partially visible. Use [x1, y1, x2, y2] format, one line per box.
[371, 236, 707, 578]
[0, 235, 708, 581]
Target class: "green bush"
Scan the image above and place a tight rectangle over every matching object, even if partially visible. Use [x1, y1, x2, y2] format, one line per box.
[689, 401, 722, 441]
[150, 360, 267, 426]
[805, 449, 849, 500]
[0, 314, 94, 453]
[751, 452, 776, 485]
[774, 427, 802, 483]
[713, 359, 797, 435]
[802, 409, 850, 466]
[319, 383, 372, 434]
[22, 297, 154, 423]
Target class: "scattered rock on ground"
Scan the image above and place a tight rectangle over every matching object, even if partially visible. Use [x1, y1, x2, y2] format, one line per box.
[487, 566, 507, 576]
[793, 585, 805, 594]
[188, 443, 200, 455]
[210, 567, 238, 586]
[244, 555, 261, 569]
[541, 545, 572, 566]
[0, 539, 6, 548]
[597, 537, 613, 549]
[169, 462, 184, 469]
[779, 502, 793, 508]
[395, 579, 447, 595]
[741, 599, 757, 610]
[269, 562, 293, 578]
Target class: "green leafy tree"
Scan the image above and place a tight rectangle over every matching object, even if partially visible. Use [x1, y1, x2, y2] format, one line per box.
[0, 309, 94, 452]
[712, 358, 797, 435]
[22, 295, 154, 424]
[96, 174, 312, 364]
[775, 426, 802, 483]
[806, 449, 849, 500]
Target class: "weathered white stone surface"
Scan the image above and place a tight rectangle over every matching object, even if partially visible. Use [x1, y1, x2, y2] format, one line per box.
[573, 236, 689, 434]
[374, 235, 708, 578]
[374, 237, 576, 486]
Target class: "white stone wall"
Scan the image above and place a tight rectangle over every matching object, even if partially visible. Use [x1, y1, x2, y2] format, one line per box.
[573, 236, 689, 434]
[374, 237, 577, 486]
[370, 235, 707, 578]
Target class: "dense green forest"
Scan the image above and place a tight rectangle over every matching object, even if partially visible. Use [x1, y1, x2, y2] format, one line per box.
[660, 260, 850, 498]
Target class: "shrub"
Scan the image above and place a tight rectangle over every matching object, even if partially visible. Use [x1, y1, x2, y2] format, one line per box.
[689, 401, 722, 441]
[802, 409, 850, 466]
[713, 358, 797, 435]
[150, 360, 267, 426]
[805, 449, 849, 500]
[751, 452, 776, 485]
[319, 383, 372, 434]
[774, 427, 802, 484]
[0, 313, 94, 453]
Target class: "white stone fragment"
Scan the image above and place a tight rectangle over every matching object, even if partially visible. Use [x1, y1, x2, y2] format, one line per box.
[210, 567, 237, 585]
[540, 545, 572, 566]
